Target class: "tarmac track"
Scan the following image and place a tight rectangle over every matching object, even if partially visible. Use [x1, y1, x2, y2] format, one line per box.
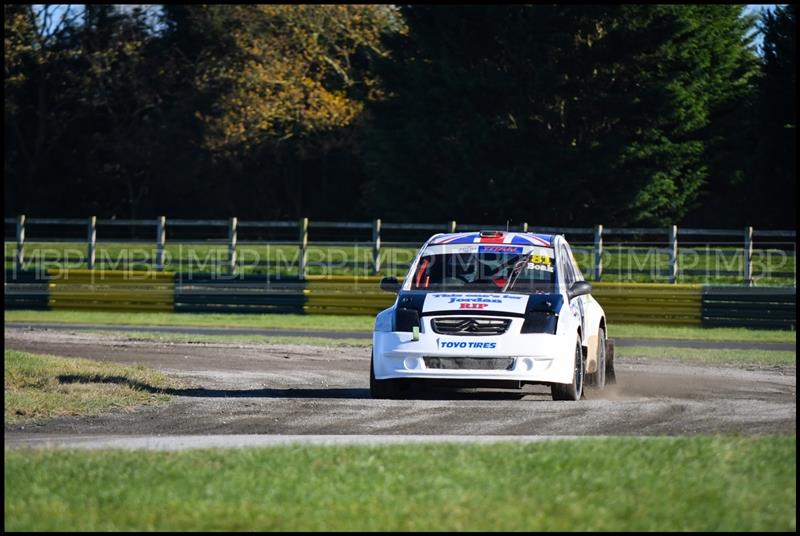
[4, 328, 796, 450]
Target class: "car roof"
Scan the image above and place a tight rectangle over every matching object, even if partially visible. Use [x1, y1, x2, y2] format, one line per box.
[428, 230, 556, 247]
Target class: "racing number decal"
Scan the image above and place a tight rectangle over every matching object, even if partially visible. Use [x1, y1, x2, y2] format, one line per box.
[527, 252, 554, 272]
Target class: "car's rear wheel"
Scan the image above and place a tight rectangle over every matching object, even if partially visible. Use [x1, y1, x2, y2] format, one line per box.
[551, 339, 584, 401]
[587, 327, 606, 389]
[370, 353, 401, 399]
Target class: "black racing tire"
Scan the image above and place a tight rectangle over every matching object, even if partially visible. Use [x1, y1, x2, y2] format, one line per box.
[551, 338, 584, 401]
[370, 353, 401, 399]
[587, 327, 607, 389]
[605, 337, 616, 385]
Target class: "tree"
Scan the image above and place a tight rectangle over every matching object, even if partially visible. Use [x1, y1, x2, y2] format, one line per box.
[4, 5, 87, 215]
[751, 5, 795, 228]
[362, 5, 761, 226]
[196, 6, 399, 149]
[186, 5, 404, 217]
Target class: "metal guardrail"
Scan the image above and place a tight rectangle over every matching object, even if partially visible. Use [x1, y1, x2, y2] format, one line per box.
[5, 270, 795, 328]
[4, 216, 796, 285]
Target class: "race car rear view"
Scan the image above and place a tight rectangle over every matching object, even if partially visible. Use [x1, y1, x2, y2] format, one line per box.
[371, 230, 615, 400]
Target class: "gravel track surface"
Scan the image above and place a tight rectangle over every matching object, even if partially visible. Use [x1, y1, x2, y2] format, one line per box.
[4, 322, 796, 351]
[4, 328, 795, 449]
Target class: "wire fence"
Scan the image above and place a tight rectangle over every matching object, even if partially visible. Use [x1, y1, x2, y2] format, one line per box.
[4, 216, 796, 286]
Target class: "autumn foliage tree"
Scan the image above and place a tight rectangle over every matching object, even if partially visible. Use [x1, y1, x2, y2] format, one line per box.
[195, 5, 401, 151]
[175, 5, 404, 217]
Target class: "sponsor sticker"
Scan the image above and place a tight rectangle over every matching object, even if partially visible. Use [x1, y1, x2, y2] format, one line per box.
[423, 293, 527, 314]
[447, 296, 501, 304]
[478, 245, 525, 254]
[438, 340, 498, 349]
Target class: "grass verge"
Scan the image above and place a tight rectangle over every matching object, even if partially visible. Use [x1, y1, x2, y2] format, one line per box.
[4, 350, 181, 424]
[619, 345, 796, 366]
[4, 436, 796, 531]
[5, 309, 796, 343]
[610, 323, 796, 343]
[5, 309, 375, 331]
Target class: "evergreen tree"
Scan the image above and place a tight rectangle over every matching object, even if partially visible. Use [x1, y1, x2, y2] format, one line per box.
[362, 5, 761, 226]
[751, 5, 795, 228]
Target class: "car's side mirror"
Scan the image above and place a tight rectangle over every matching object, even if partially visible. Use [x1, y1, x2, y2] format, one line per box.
[380, 276, 401, 293]
[567, 281, 592, 301]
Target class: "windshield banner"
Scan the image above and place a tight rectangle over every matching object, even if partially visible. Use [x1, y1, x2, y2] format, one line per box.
[422, 292, 528, 314]
[422, 244, 535, 256]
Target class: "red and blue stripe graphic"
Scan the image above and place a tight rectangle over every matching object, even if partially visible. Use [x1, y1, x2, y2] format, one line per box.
[432, 232, 552, 246]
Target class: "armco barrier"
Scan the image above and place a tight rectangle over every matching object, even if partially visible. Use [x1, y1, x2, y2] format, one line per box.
[301, 280, 705, 325]
[701, 287, 796, 329]
[47, 269, 175, 312]
[174, 274, 305, 314]
[3, 270, 794, 328]
[304, 275, 392, 315]
[4, 270, 49, 310]
[590, 282, 702, 326]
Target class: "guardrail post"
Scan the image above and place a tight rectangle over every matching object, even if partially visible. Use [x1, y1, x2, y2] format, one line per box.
[87, 216, 96, 270]
[299, 217, 308, 279]
[593, 224, 603, 281]
[156, 216, 166, 271]
[668, 225, 678, 284]
[744, 226, 753, 287]
[15, 214, 25, 273]
[228, 217, 238, 273]
[372, 218, 381, 275]
[449, 220, 457, 233]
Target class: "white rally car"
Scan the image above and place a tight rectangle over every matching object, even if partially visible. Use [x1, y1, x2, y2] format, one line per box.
[371, 230, 615, 400]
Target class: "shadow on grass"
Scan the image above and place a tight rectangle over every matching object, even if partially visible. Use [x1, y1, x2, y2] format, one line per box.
[57, 374, 531, 400]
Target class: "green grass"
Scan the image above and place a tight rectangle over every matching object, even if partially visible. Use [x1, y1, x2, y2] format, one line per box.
[4, 350, 181, 424]
[5, 309, 375, 331]
[619, 345, 795, 366]
[610, 323, 796, 343]
[5, 309, 797, 343]
[4, 436, 796, 531]
[578, 246, 796, 286]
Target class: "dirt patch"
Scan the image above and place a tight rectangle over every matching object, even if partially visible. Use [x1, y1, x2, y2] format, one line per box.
[4, 327, 795, 439]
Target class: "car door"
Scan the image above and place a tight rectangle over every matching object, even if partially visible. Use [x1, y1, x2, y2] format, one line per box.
[561, 241, 587, 339]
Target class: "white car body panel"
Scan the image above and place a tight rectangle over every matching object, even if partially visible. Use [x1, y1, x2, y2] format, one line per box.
[372, 232, 607, 387]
